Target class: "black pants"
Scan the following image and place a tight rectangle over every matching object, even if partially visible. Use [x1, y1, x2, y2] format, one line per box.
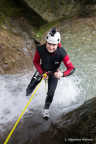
[26, 72, 58, 109]
[26, 71, 42, 96]
[44, 75, 58, 109]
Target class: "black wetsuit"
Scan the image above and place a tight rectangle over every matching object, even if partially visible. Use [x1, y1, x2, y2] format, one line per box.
[27, 44, 75, 109]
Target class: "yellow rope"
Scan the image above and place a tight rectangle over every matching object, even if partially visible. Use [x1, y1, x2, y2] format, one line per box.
[3, 78, 43, 144]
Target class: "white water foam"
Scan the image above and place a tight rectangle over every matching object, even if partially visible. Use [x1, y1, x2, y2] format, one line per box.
[0, 72, 83, 131]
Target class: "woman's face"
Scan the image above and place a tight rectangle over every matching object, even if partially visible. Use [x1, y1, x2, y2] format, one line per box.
[46, 42, 58, 53]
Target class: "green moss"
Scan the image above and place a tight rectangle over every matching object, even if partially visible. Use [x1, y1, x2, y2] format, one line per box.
[35, 21, 58, 40]
[0, 0, 20, 16]
[0, 0, 24, 26]
[35, 15, 74, 40]
[0, 0, 75, 40]
[0, 12, 5, 24]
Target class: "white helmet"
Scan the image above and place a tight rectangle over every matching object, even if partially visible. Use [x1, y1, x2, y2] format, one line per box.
[46, 28, 61, 44]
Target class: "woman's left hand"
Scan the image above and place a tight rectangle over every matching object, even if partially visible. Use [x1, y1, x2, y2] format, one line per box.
[54, 69, 63, 79]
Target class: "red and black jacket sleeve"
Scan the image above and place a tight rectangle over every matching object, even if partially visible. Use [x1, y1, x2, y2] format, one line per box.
[62, 54, 75, 77]
[33, 49, 44, 75]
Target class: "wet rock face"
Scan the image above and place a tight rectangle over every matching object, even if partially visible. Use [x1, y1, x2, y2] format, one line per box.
[18, 0, 79, 21]
[1, 97, 96, 144]
[18, 0, 96, 21]
[0, 28, 36, 74]
[46, 97, 96, 143]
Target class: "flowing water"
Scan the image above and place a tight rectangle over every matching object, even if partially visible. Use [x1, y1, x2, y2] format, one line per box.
[0, 18, 96, 134]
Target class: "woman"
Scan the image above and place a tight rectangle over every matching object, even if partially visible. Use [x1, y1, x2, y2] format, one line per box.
[26, 28, 75, 119]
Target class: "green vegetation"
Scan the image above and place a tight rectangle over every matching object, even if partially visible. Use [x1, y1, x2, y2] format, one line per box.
[0, 0, 48, 34]
[0, 0, 23, 26]
[0, 0, 22, 16]
[0, 0, 77, 40]
[35, 15, 74, 40]
[35, 21, 59, 40]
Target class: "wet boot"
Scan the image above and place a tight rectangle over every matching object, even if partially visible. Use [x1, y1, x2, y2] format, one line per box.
[42, 109, 49, 120]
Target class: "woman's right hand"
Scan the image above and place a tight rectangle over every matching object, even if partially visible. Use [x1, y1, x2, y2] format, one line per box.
[54, 69, 63, 79]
